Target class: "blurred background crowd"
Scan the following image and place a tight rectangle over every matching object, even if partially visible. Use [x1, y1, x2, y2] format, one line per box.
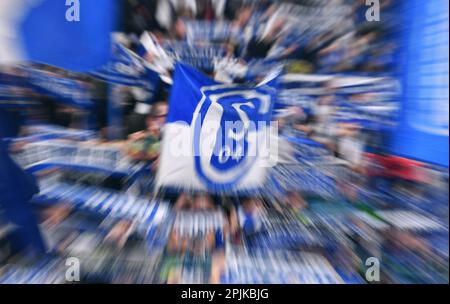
[0, 0, 448, 283]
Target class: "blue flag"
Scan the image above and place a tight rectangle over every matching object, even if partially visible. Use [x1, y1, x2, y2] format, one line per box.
[91, 43, 161, 104]
[91, 44, 154, 86]
[390, 0, 449, 167]
[157, 63, 278, 193]
[0, 0, 116, 72]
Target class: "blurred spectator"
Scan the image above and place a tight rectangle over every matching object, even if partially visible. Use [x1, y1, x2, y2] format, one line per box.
[127, 101, 168, 162]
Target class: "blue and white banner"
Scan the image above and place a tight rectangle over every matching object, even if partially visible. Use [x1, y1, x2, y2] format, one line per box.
[0, 0, 116, 72]
[332, 76, 400, 130]
[14, 139, 146, 177]
[91, 43, 160, 92]
[163, 41, 228, 72]
[24, 67, 93, 108]
[140, 33, 229, 73]
[157, 63, 278, 193]
[185, 20, 233, 44]
[34, 178, 169, 225]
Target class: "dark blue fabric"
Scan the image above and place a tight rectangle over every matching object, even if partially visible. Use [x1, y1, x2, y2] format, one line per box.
[0, 110, 46, 254]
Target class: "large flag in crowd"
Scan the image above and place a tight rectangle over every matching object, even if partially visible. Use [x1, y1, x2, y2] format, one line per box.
[157, 63, 278, 193]
[0, 0, 116, 72]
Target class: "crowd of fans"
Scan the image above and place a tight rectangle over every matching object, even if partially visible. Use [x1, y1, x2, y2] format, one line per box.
[0, 0, 447, 284]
